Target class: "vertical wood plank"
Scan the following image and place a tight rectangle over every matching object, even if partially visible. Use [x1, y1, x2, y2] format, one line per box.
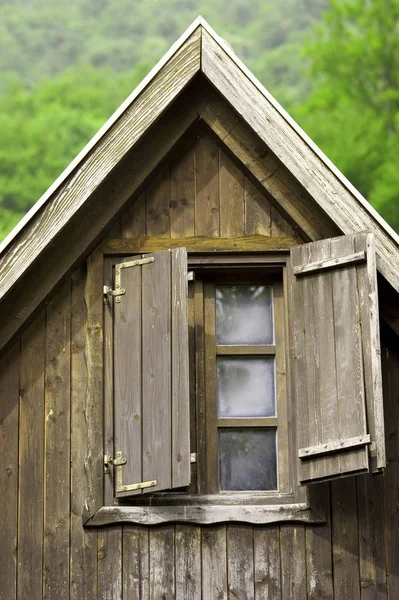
[114, 256, 143, 496]
[142, 251, 171, 492]
[104, 258, 115, 505]
[170, 144, 195, 238]
[254, 527, 281, 600]
[188, 281, 197, 494]
[98, 527, 123, 600]
[219, 150, 245, 237]
[357, 474, 387, 599]
[381, 338, 399, 598]
[271, 206, 296, 237]
[0, 341, 19, 600]
[244, 177, 271, 236]
[201, 525, 227, 599]
[331, 477, 361, 600]
[149, 526, 175, 600]
[18, 313, 45, 600]
[70, 267, 97, 600]
[175, 525, 201, 600]
[43, 283, 71, 599]
[122, 192, 146, 239]
[227, 524, 254, 600]
[195, 134, 219, 237]
[194, 280, 206, 496]
[171, 248, 190, 488]
[279, 524, 306, 600]
[146, 168, 171, 237]
[305, 484, 334, 600]
[123, 526, 149, 600]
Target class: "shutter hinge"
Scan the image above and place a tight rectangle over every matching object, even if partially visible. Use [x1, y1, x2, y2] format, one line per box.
[104, 256, 155, 303]
[104, 451, 157, 493]
[188, 271, 195, 281]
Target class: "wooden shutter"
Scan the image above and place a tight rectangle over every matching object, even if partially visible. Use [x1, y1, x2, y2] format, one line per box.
[290, 232, 385, 484]
[113, 248, 190, 497]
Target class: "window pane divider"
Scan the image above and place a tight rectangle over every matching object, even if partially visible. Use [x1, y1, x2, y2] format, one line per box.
[216, 345, 275, 355]
[217, 417, 278, 428]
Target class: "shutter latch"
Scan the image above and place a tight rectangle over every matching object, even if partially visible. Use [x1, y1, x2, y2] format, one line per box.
[104, 451, 157, 493]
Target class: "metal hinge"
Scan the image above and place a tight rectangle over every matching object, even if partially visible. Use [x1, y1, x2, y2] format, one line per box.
[104, 256, 154, 303]
[104, 451, 157, 494]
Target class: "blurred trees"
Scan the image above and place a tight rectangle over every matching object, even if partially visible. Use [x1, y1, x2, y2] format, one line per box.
[0, 0, 398, 239]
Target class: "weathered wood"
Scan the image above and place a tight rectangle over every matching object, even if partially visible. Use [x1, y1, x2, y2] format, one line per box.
[0, 26, 201, 304]
[293, 250, 366, 276]
[219, 150, 245, 237]
[170, 144, 195, 238]
[299, 435, 370, 459]
[196, 83, 337, 242]
[122, 191, 146, 238]
[271, 205, 296, 238]
[244, 176, 272, 236]
[70, 268, 98, 600]
[87, 503, 324, 526]
[103, 258, 115, 504]
[18, 313, 45, 600]
[0, 89, 198, 353]
[146, 166, 171, 237]
[0, 342, 19, 600]
[114, 255, 143, 497]
[280, 524, 307, 600]
[254, 527, 281, 599]
[43, 283, 71, 599]
[194, 280, 206, 496]
[227, 524, 254, 600]
[305, 484, 334, 600]
[195, 130, 220, 236]
[201, 526, 227, 599]
[123, 526, 149, 599]
[331, 478, 360, 600]
[355, 233, 385, 471]
[142, 251, 171, 493]
[149, 526, 175, 600]
[171, 247, 190, 488]
[98, 527, 123, 600]
[100, 235, 300, 254]
[216, 344, 275, 355]
[175, 525, 201, 599]
[201, 27, 399, 293]
[357, 474, 387, 599]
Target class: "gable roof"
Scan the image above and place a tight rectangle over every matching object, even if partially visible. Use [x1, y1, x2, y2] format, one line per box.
[0, 17, 398, 348]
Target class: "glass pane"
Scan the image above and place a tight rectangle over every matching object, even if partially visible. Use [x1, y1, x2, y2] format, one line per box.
[217, 357, 275, 417]
[219, 428, 277, 491]
[216, 285, 273, 345]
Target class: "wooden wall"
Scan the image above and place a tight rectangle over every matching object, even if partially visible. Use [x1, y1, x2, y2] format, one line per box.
[1, 121, 398, 600]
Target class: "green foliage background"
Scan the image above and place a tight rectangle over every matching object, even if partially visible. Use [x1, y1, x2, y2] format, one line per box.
[0, 0, 398, 240]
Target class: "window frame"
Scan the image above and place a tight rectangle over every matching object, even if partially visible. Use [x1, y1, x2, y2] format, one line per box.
[83, 242, 328, 527]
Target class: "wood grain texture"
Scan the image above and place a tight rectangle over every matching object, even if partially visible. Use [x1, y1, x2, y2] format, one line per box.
[149, 526, 175, 600]
[18, 313, 45, 600]
[43, 283, 71, 599]
[170, 144, 195, 238]
[0, 341, 19, 600]
[219, 150, 245, 237]
[201, 29, 399, 293]
[0, 89, 198, 354]
[254, 527, 281, 600]
[114, 255, 143, 497]
[331, 478, 360, 600]
[195, 132, 220, 237]
[122, 191, 146, 239]
[123, 526, 149, 600]
[70, 268, 98, 600]
[244, 177, 272, 236]
[0, 27, 201, 304]
[98, 527, 123, 600]
[280, 524, 307, 600]
[175, 525, 201, 600]
[201, 526, 227, 599]
[146, 167, 171, 237]
[227, 524, 254, 600]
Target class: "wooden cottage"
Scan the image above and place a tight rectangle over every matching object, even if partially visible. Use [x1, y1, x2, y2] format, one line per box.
[1, 17, 399, 599]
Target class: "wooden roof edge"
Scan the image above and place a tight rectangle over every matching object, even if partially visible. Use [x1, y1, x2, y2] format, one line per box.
[199, 20, 399, 248]
[0, 16, 205, 257]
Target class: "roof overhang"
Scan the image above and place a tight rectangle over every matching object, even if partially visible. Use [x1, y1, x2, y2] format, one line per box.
[0, 17, 398, 349]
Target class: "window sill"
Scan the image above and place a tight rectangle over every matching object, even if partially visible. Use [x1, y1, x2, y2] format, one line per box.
[85, 501, 325, 527]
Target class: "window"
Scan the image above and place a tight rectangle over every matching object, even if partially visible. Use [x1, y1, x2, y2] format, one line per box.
[193, 275, 290, 498]
[88, 232, 386, 526]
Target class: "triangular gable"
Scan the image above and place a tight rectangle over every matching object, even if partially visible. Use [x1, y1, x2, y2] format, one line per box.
[0, 17, 398, 352]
